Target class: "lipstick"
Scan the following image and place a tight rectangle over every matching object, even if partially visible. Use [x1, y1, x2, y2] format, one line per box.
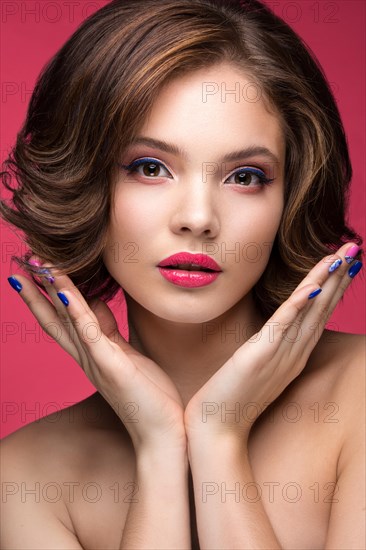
[157, 252, 222, 288]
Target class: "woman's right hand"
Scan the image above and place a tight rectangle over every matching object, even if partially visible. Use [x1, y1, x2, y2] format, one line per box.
[8, 260, 187, 456]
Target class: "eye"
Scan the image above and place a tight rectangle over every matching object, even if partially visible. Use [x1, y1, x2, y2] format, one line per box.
[119, 157, 172, 179]
[225, 167, 274, 187]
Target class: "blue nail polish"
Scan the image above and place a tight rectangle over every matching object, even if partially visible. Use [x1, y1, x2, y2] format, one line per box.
[328, 258, 342, 273]
[348, 261, 363, 279]
[308, 288, 322, 300]
[8, 276, 22, 293]
[57, 291, 69, 306]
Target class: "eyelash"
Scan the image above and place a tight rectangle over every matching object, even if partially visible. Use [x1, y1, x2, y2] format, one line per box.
[119, 157, 275, 187]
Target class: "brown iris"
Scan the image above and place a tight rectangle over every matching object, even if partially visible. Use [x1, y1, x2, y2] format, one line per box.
[143, 163, 161, 177]
[235, 172, 253, 186]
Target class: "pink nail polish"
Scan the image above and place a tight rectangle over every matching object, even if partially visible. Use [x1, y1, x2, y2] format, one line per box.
[345, 244, 360, 264]
[29, 258, 42, 267]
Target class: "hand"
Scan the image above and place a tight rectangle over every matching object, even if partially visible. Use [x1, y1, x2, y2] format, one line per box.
[184, 243, 362, 447]
[8, 260, 186, 455]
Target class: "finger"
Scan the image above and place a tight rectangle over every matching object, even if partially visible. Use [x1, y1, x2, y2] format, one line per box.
[300, 258, 363, 356]
[39, 270, 93, 367]
[279, 242, 360, 330]
[253, 249, 347, 361]
[39, 261, 99, 323]
[31, 259, 103, 367]
[327, 259, 362, 316]
[291, 242, 360, 296]
[296, 245, 361, 337]
[37, 259, 134, 356]
[233, 281, 319, 369]
[7, 274, 80, 362]
[30, 256, 99, 366]
[53, 288, 135, 386]
[224, 244, 362, 385]
[278, 244, 362, 364]
[28, 258, 79, 333]
[265, 252, 339, 350]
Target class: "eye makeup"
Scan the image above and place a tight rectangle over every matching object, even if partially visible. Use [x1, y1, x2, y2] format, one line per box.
[119, 157, 275, 188]
[224, 166, 275, 187]
[119, 157, 173, 179]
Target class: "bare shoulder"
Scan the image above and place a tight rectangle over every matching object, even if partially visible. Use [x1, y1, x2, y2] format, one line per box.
[302, 329, 365, 447]
[319, 329, 365, 434]
[309, 329, 365, 398]
[273, 329, 366, 443]
[1, 391, 129, 457]
[306, 333, 365, 546]
[1, 392, 135, 548]
[1, 391, 134, 483]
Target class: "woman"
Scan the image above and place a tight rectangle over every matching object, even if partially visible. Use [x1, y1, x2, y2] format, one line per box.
[1, 0, 364, 548]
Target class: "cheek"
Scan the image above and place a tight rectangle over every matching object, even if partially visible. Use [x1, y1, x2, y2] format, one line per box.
[224, 198, 283, 271]
[109, 195, 161, 242]
[102, 197, 164, 275]
[230, 199, 283, 243]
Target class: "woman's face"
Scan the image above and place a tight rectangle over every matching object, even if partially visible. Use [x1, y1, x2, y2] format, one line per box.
[103, 63, 285, 323]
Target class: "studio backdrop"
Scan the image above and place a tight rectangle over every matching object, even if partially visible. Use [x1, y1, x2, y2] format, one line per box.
[1, 0, 365, 438]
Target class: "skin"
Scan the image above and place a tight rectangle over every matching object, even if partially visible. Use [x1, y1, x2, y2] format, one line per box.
[1, 63, 365, 549]
[104, 63, 285, 408]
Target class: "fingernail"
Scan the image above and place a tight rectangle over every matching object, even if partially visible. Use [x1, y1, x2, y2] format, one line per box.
[308, 288, 322, 300]
[328, 258, 342, 273]
[36, 267, 55, 284]
[43, 272, 55, 284]
[29, 258, 42, 267]
[348, 261, 362, 279]
[8, 276, 22, 293]
[57, 291, 69, 306]
[36, 269, 55, 285]
[29, 259, 55, 284]
[345, 244, 360, 264]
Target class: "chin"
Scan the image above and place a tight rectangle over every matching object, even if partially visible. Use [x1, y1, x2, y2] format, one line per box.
[154, 308, 224, 325]
[128, 290, 244, 326]
[152, 302, 227, 324]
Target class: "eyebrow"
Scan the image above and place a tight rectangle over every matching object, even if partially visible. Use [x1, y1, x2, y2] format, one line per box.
[127, 136, 280, 165]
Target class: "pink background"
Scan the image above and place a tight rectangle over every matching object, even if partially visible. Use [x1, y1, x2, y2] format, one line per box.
[1, 0, 365, 438]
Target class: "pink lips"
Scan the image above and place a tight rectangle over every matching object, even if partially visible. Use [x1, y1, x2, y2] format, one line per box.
[157, 252, 222, 288]
[158, 252, 221, 271]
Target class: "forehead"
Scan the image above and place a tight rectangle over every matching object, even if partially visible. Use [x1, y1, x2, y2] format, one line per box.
[137, 62, 285, 165]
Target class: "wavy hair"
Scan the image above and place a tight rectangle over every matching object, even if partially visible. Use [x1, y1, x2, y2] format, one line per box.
[1, 0, 362, 317]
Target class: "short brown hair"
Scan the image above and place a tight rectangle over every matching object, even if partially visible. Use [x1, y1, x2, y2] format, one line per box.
[1, 0, 362, 317]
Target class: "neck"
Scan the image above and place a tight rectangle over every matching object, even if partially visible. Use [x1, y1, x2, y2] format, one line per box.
[125, 292, 265, 407]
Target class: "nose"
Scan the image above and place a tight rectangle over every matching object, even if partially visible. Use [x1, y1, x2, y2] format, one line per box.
[169, 175, 220, 239]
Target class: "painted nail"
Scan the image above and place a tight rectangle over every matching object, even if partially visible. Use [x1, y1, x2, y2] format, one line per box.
[35, 267, 55, 284]
[345, 244, 360, 264]
[29, 258, 42, 267]
[29, 259, 55, 284]
[348, 261, 362, 279]
[43, 272, 55, 284]
[308, 288, 322, 300]
[57, 291, 69, 306]
[328, 258, 342, 273]
[8, 276, 22, 293]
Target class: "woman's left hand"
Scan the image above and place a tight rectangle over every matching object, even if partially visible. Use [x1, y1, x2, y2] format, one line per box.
[184, 242, 362, 447]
